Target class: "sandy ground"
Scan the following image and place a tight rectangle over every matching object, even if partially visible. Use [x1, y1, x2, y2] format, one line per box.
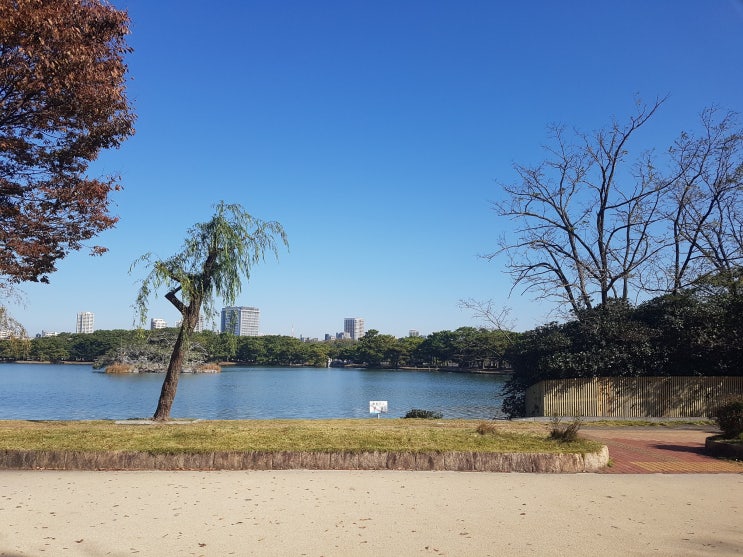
[1, 470, 741, 557]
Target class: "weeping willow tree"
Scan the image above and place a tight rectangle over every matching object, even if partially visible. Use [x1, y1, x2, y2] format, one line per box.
[131, 202, 288, 420]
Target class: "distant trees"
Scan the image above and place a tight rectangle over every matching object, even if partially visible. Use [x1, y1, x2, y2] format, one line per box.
[489, 99, 742, 319]
[0, 326, 515, 372]
[0, 0, 135, 286]
[131, 202, 288, 421]
[355, 329, 398, 368]
[416, 327, 510, 370]
[0, 329, 138, 362]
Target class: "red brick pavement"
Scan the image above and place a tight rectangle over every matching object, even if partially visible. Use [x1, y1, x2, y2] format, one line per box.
[581, 427, 743, 473]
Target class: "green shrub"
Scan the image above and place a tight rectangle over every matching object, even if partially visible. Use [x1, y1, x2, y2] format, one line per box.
[712, 395, 743, 438]
[549, 415, 583, 442]
[403, 409, 443, 419]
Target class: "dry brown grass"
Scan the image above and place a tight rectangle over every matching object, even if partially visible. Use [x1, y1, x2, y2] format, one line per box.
[104, 363, 134, 374]
[0, 419, 603, 455]
[195, 363, 221, 373]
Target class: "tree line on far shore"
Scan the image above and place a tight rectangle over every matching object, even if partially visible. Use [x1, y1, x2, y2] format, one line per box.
[0, 326, 513, 371]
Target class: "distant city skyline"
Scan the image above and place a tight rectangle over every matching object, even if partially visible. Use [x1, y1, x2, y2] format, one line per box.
[5, 309, 425, 341]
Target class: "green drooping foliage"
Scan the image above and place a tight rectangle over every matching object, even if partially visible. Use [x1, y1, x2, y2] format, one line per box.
[502, 290, 743, 417]
[131, 202, 288, 330]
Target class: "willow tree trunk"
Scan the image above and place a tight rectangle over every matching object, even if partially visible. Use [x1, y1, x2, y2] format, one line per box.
[152, 291, 202, 421]
[152, 254, 215, 421]
[152, 325, 189, 420]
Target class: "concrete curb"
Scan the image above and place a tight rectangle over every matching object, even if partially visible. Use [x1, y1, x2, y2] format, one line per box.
[0, 446, 609, 473]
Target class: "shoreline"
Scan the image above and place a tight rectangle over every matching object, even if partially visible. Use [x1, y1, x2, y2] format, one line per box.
[9, 360, 94, 365]
[5, 359, 511, 374]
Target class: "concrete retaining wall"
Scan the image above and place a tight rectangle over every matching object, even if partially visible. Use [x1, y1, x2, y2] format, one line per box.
[526, 376, 743, 418]
[0, 446, 609, 473]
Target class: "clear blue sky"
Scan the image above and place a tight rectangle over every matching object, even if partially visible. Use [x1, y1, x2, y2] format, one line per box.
[7, 0, 743, 338]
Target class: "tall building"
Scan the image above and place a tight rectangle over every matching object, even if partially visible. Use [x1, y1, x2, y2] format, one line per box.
[76, 312, 94, 334]
[221, 306, 260, 336]
[344, 317, 365, 341]
[150, 318, 167, 330]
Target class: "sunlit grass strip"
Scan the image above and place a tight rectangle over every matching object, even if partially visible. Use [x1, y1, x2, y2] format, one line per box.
[0, 420, 602, 455]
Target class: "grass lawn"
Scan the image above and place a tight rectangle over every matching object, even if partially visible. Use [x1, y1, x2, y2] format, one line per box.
[0, 419, 604, 455]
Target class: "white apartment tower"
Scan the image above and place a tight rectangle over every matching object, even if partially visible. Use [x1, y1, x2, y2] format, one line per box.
[344, 317, 365, 341]
[221, 306, 260, 336]
[76, 312, 94, 334]
[150, 318, 167, 330]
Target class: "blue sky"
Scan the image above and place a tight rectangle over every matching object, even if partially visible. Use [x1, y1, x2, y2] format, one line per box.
[7, 0, 743, 338]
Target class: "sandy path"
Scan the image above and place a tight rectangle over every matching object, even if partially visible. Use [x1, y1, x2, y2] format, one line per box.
[1, 470, 741, 556]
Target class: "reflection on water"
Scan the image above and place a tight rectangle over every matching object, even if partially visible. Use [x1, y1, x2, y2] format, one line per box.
[0, 363, 507, 420]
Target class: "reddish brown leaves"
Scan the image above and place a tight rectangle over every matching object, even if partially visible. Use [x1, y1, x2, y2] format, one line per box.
[0, 0, 135, 284]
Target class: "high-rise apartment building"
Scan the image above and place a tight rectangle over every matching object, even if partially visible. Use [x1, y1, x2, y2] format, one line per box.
[221, 306, 260, 336]
[344, 317, 365, 341]
[76, 312, 94, 334]
[151, 318, 167, 330]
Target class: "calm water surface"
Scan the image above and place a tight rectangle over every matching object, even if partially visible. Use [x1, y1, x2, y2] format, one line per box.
[0, 363, 507, 420]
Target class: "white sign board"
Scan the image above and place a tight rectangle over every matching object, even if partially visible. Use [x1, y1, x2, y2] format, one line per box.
[369, 400, 388, 414]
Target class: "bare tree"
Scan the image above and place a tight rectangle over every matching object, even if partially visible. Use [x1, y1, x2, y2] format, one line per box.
[488, 98, 671, 317]
[0, 301, 24, 338]
[666, 108, 742, 295]
[458, 298, 516, 340]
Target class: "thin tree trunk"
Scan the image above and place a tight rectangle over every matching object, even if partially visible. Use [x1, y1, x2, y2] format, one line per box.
[152, 325, 188, 420]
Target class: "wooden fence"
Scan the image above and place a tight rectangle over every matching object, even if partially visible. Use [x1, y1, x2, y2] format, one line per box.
[524, 376, 743, 418]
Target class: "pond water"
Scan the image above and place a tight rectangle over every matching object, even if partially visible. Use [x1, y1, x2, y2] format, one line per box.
[0, 363, 508, 420]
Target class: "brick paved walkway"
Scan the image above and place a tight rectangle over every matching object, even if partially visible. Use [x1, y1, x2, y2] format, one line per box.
[582, 427, 743, 473]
